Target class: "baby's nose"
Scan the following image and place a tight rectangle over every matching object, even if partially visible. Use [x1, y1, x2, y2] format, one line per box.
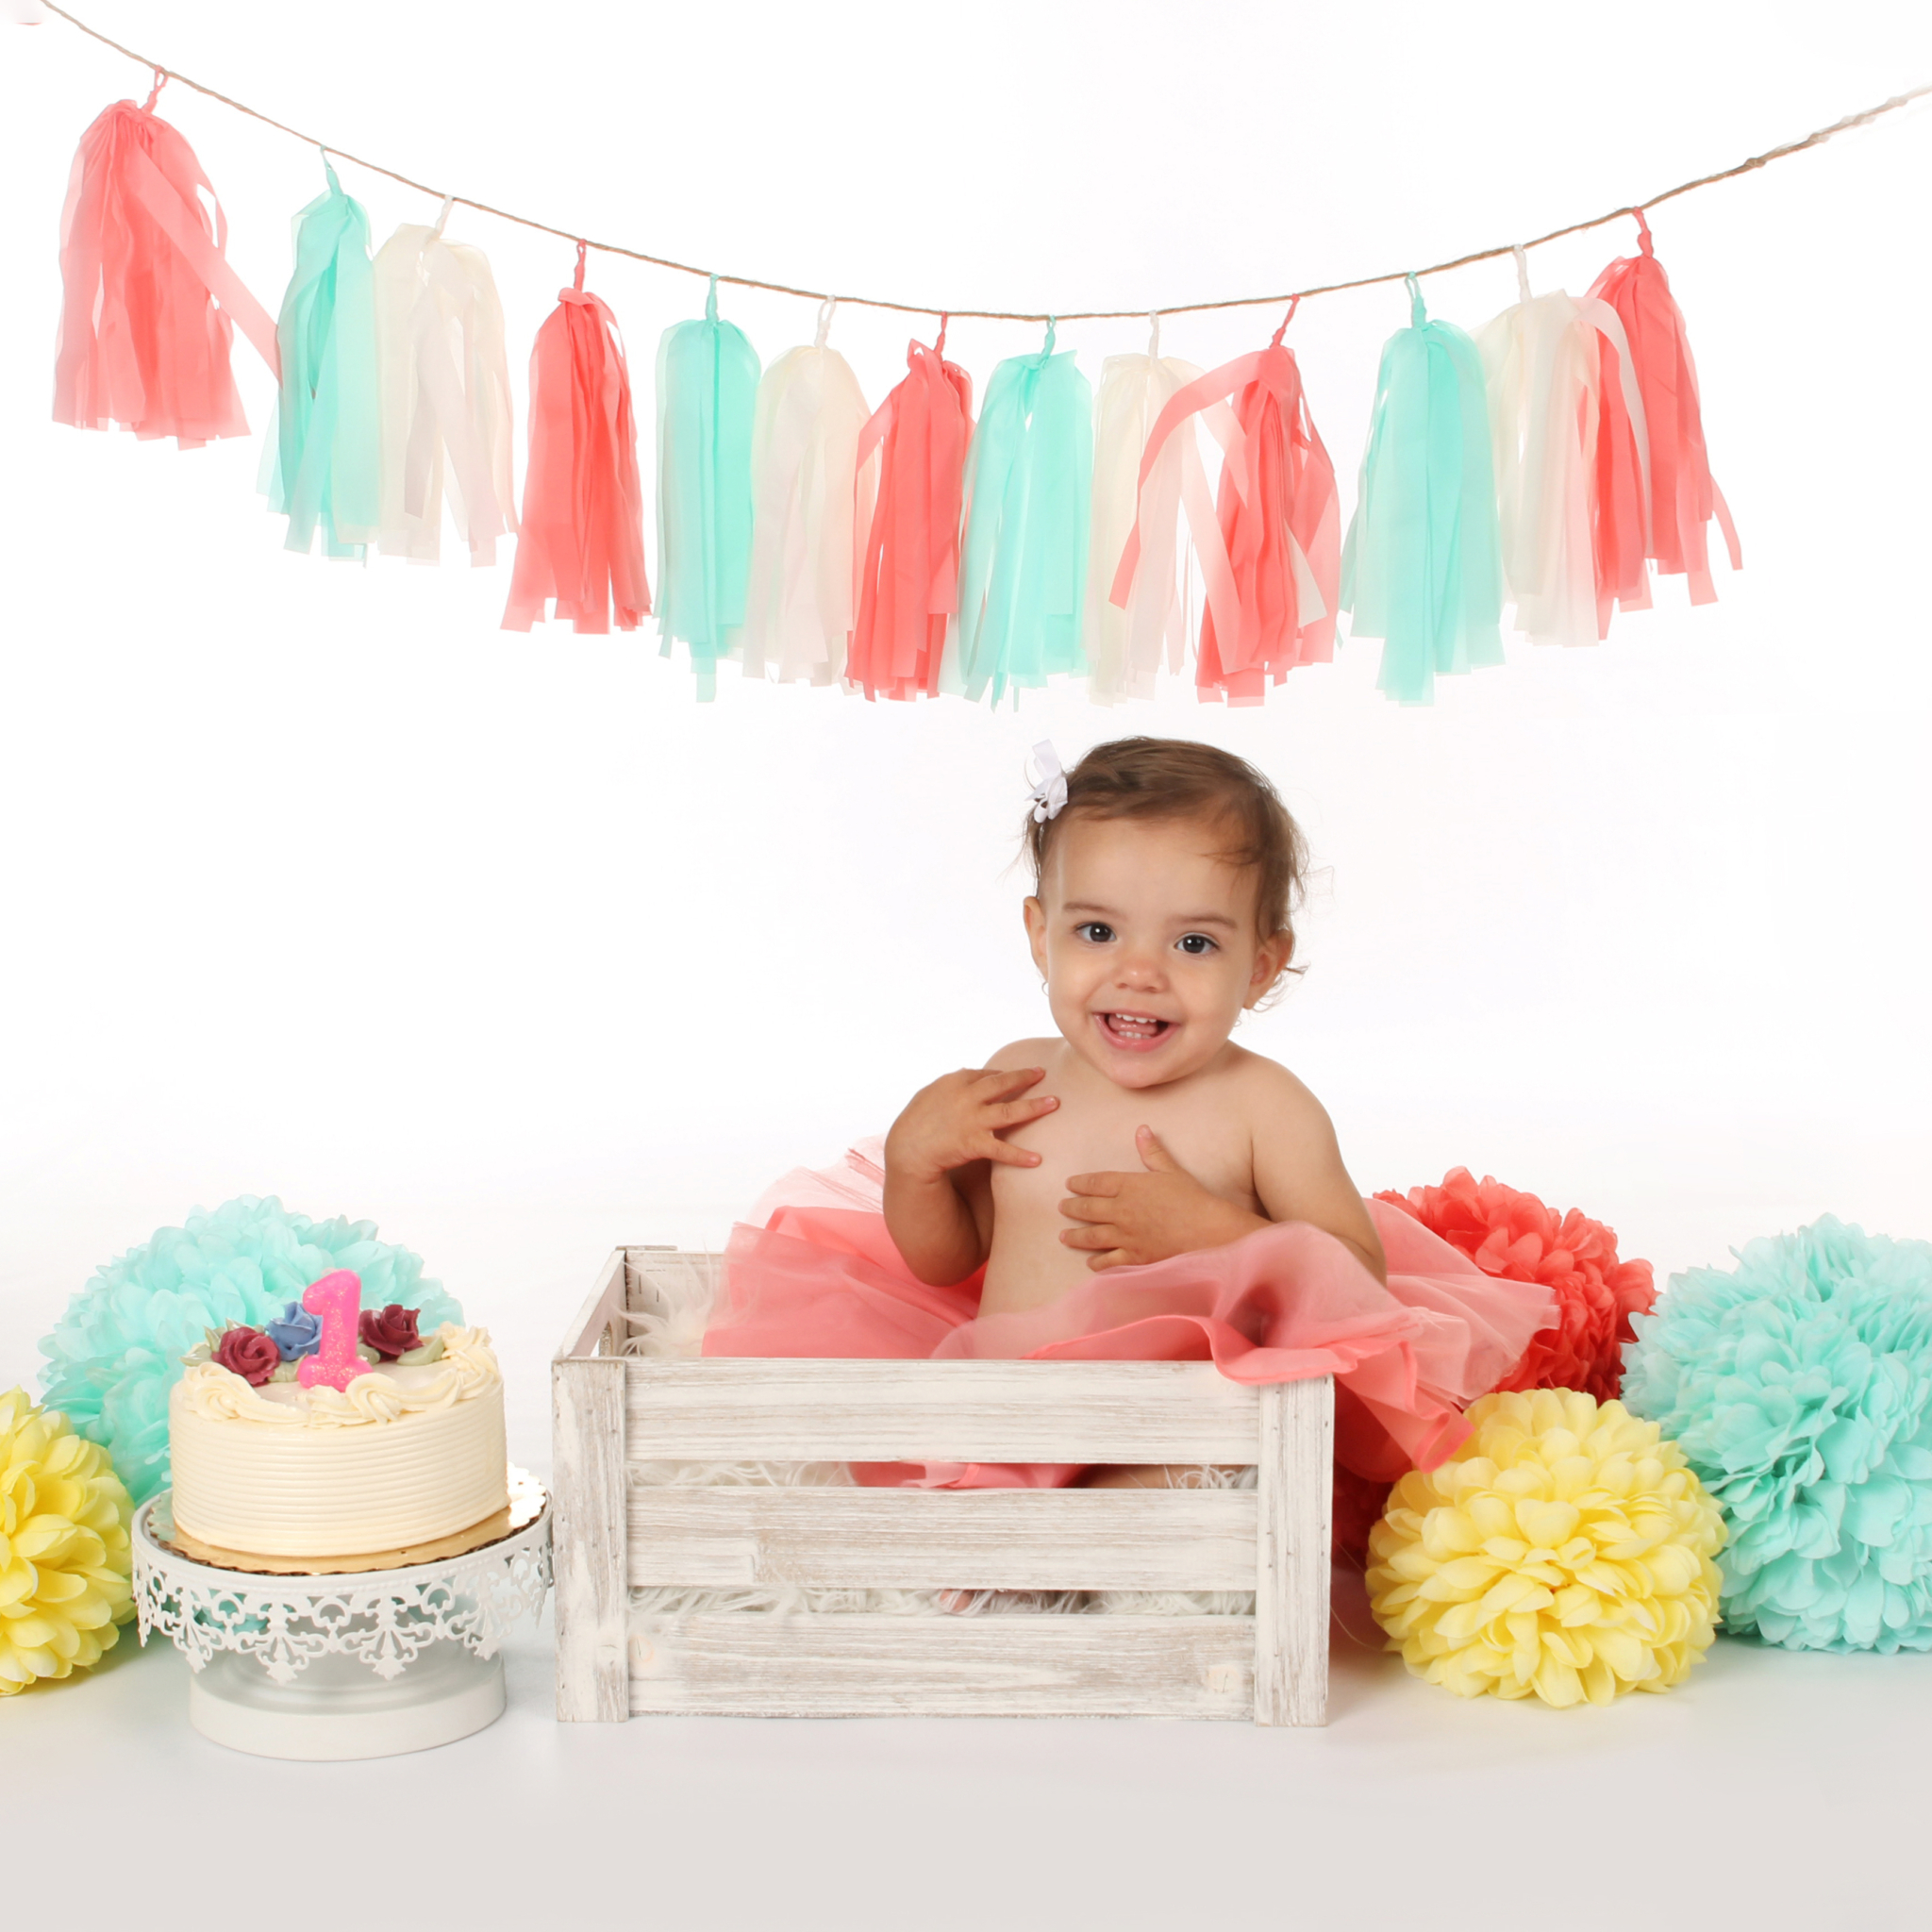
[1114, 950, 1167, 989]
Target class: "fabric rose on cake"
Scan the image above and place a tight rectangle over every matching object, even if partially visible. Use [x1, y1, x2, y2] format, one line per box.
[264, 1301, 323, 1360]
[1374, 1168, 1656, 1402]
[358, 1304, 422, 1360]
[211, 1325, 279, 1387]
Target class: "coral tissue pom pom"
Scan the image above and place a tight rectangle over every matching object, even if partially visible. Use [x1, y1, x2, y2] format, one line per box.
[1367, 1390, 1724, 1707]
[1375, 1169, 1656, 1401]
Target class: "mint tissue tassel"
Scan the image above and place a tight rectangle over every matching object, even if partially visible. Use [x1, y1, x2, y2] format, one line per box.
[1341, 275, 1504, 705]
[260, 158, 381, 558]
[657, 276, 760, 699]
[945, 321, 1092, 706]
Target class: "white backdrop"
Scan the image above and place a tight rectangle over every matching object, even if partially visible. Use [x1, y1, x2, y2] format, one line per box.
[2, 1, 1928, 1470]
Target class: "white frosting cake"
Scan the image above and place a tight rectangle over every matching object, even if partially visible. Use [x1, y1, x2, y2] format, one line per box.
[167, 1324, 508, 1558]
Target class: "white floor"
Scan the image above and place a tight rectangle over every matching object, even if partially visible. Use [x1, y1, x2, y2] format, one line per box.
[11, 1604, 1931, 1930]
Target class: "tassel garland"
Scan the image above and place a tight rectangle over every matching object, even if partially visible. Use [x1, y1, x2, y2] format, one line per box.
[847, 323, 974, 702]
[1084, 323, 1205, 704]
[1589, 211, 1740, 603]
[1341, 276, 1505, 705]
[502, 242, 650, 634]
[657, 277, 760, 698]
[372, 205, 517, 565]
[261, 158, 381, 558]
[53, 82, 279, 448]
[42, 78, 1756, 708]
[947, 323, 1092, 705]
[1111, 303, 1337, 707]
[740, 299, 875, 686]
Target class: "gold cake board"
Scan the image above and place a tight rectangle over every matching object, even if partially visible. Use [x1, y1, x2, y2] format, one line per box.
[161, 1466, 544, 1576]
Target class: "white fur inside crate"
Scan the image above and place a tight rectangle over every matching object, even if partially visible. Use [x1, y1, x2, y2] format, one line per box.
[551, 1246, 1333, 1723]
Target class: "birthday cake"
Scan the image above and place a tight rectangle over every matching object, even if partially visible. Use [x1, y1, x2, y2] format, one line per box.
[166, 1272, 508, 1563]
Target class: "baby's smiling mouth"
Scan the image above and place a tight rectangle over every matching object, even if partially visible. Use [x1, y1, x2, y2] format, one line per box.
[1094, 1010, 1174, 1052]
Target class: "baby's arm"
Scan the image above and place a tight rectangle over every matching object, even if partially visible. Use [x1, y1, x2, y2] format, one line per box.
[1248, 1074, 1387, 1284]
[883, 1066, 1058, 1285]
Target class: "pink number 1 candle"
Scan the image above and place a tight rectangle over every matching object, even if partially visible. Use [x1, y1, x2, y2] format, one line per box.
[297, 1270, 367, 1391]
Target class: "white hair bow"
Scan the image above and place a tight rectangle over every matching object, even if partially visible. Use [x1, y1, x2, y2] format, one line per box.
[1027, 741, 1068, 824]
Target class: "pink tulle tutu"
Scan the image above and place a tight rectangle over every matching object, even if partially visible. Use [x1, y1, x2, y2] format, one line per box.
[706, 1143, 1556, 1492]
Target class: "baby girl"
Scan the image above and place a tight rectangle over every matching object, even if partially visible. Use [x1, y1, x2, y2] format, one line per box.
[708, 735, 1550, 1496]
[884, 736, 1386, 1317]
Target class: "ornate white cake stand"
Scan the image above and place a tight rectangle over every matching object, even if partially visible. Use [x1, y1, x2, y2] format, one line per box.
[132, 1469, 552, 1761]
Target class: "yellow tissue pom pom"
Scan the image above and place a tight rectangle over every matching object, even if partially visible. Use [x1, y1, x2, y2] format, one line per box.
[0, 1387, 135, 1695]
[1366, 1388, 1725, 1707]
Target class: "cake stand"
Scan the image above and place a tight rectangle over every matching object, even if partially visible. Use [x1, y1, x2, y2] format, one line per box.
[131, 1468, 553, 1761]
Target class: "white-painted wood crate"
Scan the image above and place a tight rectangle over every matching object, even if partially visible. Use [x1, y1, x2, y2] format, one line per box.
[553, 1247, 1334, 1724]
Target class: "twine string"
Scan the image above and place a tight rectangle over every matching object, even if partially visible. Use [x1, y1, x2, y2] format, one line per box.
[41, 1, 1929, 324]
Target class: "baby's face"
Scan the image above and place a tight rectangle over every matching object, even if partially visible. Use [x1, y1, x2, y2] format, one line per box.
[1024, 813, 1290, 1091]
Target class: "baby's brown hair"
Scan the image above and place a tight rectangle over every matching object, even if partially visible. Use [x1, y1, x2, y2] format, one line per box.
[1024, 737, 1309, 964]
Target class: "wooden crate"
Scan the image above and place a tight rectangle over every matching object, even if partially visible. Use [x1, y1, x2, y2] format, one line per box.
[553, 1246, 1333, 1724]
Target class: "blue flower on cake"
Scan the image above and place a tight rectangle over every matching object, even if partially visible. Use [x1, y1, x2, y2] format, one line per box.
[1623, 1217, 1932, 1652]
[264, 1301, 324, 1359]
[37, 1196, 464, 1504]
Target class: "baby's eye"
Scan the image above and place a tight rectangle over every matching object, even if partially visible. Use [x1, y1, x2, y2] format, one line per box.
[1175, 933, 1219, 957]
[1074, 922, 1116, 944]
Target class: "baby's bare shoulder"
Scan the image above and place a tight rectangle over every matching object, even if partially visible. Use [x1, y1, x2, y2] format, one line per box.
[1223, 1047, 1334, 1126]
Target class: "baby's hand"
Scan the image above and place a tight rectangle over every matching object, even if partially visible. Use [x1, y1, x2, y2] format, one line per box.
[1059, 1128, 1266, 1270]
[885, 1067, 1058, 1185]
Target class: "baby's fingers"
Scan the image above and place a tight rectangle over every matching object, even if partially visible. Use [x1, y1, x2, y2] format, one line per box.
[981, 1136, 1044, 1169]
[977, 1065, 1046, 1098]
[1057, 1194, 1116, 1224]
[1065, 1171, 1124, 1198]
[1059, 1222, 1121, 1251]
[987, 1093, 1058, 1126]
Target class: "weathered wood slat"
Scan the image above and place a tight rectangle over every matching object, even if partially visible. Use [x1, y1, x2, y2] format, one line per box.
[628, 1613, 1257, 1718]
[625, 1357, 1261, 1461]
[551, 1248, 631, 1724]
[627, 1485, 1257, 1591]
[562, 1247, 629, 1362]
[1254, 1377, 1333, 1727]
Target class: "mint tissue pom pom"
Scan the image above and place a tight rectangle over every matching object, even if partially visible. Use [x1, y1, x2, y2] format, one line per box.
[1622, 1217, 1932, 1653]
[38, 1196, 463, 1505]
